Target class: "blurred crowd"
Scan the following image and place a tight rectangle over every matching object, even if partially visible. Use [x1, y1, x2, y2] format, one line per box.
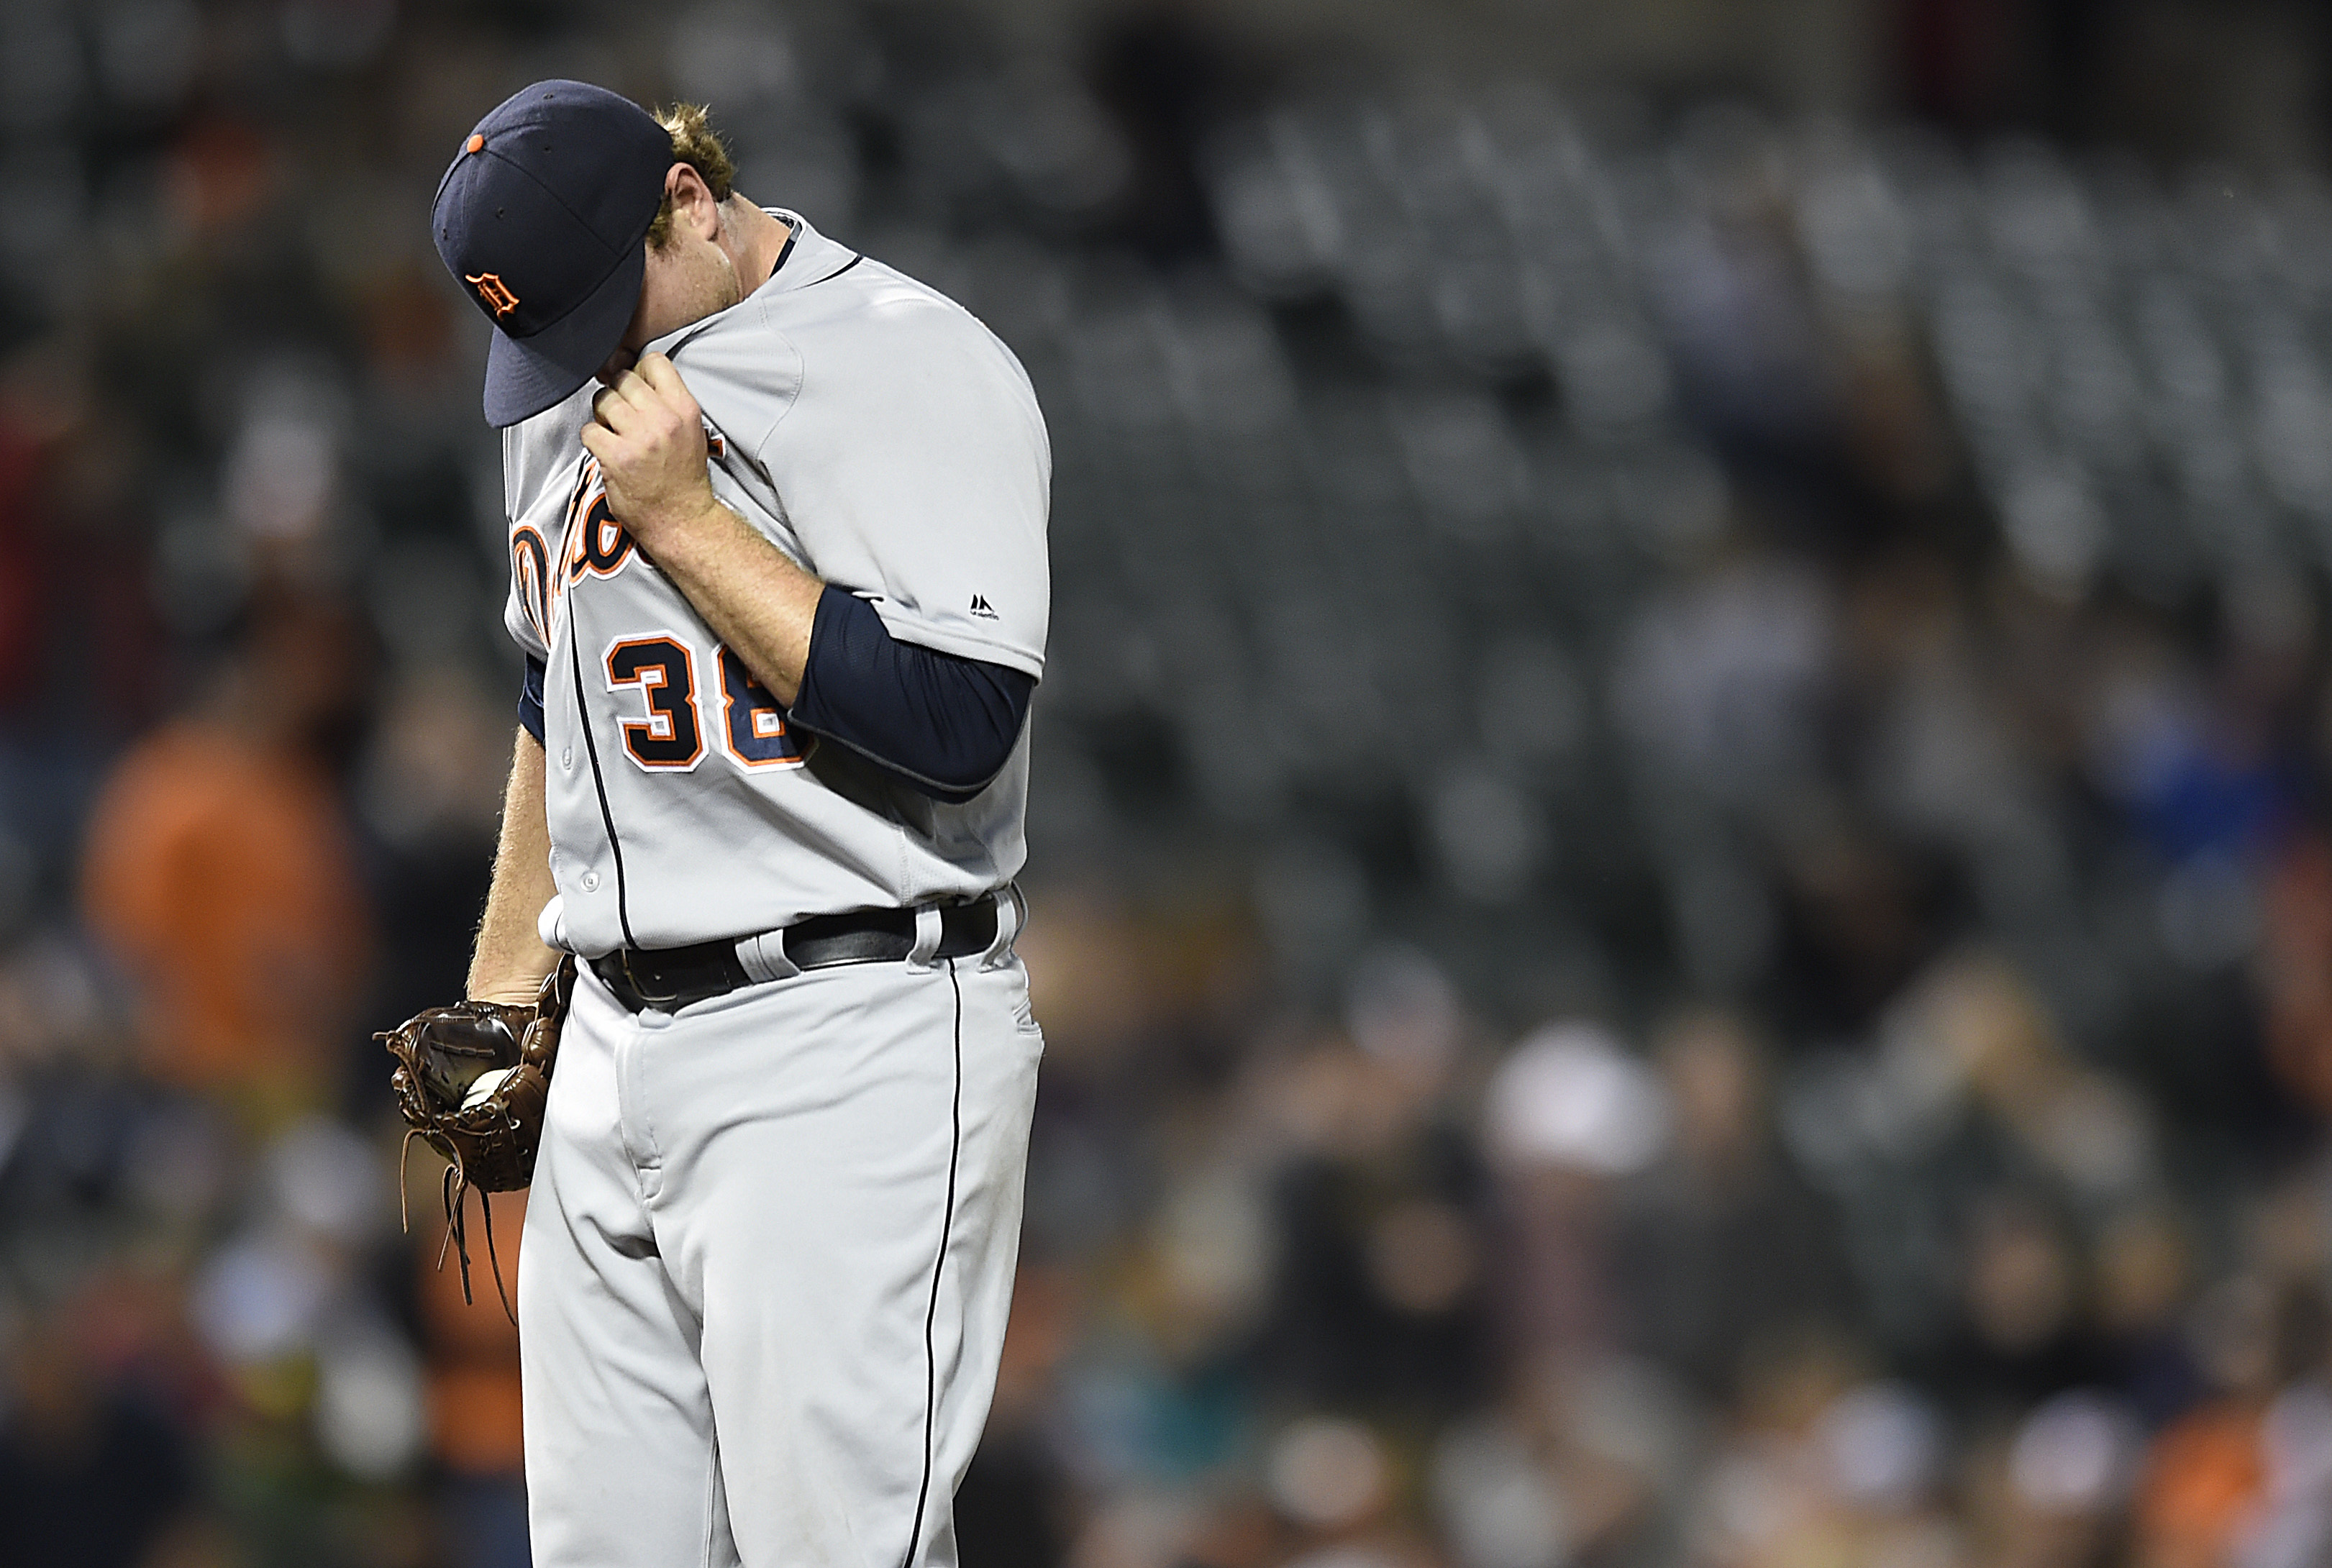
[5, 1, 2332, 1567]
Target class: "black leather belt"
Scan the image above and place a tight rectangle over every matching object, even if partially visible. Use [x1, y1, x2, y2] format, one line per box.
[591, 893, 1004, 1014]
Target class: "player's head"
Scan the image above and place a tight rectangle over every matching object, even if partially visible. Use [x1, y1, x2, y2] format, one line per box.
[608, 105, 754, 386]
[431, 81, 752, 427]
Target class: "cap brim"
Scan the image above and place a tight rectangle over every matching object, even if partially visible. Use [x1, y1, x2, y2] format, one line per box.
[480, 242, 646, 428]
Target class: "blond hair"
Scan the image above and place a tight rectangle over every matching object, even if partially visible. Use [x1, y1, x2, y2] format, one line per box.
[646, 103, 737, 248]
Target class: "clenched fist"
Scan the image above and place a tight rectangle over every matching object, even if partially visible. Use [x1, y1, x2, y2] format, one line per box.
[579, 352, 724, 554]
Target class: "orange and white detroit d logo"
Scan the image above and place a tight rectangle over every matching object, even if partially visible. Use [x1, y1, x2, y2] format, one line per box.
[466, 272, 520, 317]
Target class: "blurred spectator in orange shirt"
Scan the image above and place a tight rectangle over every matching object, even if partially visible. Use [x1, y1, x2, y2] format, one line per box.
[80, 590, 373, 1115]
[414, 1175, 531, 1568]
[2136, 1398, 2267, 1568]
[2131, 1277, 2330, 1568]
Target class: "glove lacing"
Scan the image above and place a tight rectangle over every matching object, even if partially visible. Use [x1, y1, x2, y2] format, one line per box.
[398, 1125, 519, 1326]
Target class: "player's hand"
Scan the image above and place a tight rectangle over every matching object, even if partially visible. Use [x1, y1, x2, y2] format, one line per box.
[580, 353, 723, 552]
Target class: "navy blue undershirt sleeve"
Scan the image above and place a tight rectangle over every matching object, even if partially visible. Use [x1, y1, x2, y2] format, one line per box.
[518, 655, 547, 744]
[789, 586, 1034, 804]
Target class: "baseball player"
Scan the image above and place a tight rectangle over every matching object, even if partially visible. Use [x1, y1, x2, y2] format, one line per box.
[409, 81, 1050, 1566]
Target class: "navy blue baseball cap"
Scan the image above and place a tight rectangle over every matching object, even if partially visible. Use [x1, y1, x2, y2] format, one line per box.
[433, 81, 673, 427]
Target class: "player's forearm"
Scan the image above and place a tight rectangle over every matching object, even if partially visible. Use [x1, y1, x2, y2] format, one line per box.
[642, 498, 824, 705]
[469, 726, 563, 1005]
[584, 355, 824, 703]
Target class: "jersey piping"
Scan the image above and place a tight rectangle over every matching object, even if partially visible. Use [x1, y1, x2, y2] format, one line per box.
[565, 591, 639, 949]
[809, 254, 864, 287]
[898, 957, 965, 1568]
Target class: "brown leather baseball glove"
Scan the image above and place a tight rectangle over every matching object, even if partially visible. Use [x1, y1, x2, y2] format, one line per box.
[381, 955, 576, 1319]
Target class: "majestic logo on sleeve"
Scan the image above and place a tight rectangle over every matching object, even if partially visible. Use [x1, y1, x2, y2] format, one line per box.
[466, 272, 521, 317]
[969, 594, 998, 619]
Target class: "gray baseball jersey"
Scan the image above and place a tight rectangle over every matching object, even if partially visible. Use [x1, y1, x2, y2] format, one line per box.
[501, 213, 1052, 958]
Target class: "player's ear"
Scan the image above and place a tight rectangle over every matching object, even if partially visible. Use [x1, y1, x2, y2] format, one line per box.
[666, 163, 721, 242]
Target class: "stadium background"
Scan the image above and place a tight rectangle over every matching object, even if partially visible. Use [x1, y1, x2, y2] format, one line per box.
[5, 0, 2332, 1564]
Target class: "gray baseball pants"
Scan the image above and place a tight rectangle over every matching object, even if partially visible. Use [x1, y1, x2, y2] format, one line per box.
[516, 948, 1043, 1567]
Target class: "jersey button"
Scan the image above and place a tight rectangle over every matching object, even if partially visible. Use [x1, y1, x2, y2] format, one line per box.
[560, 747, 574, 769]
[581, 870, 601, 891]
